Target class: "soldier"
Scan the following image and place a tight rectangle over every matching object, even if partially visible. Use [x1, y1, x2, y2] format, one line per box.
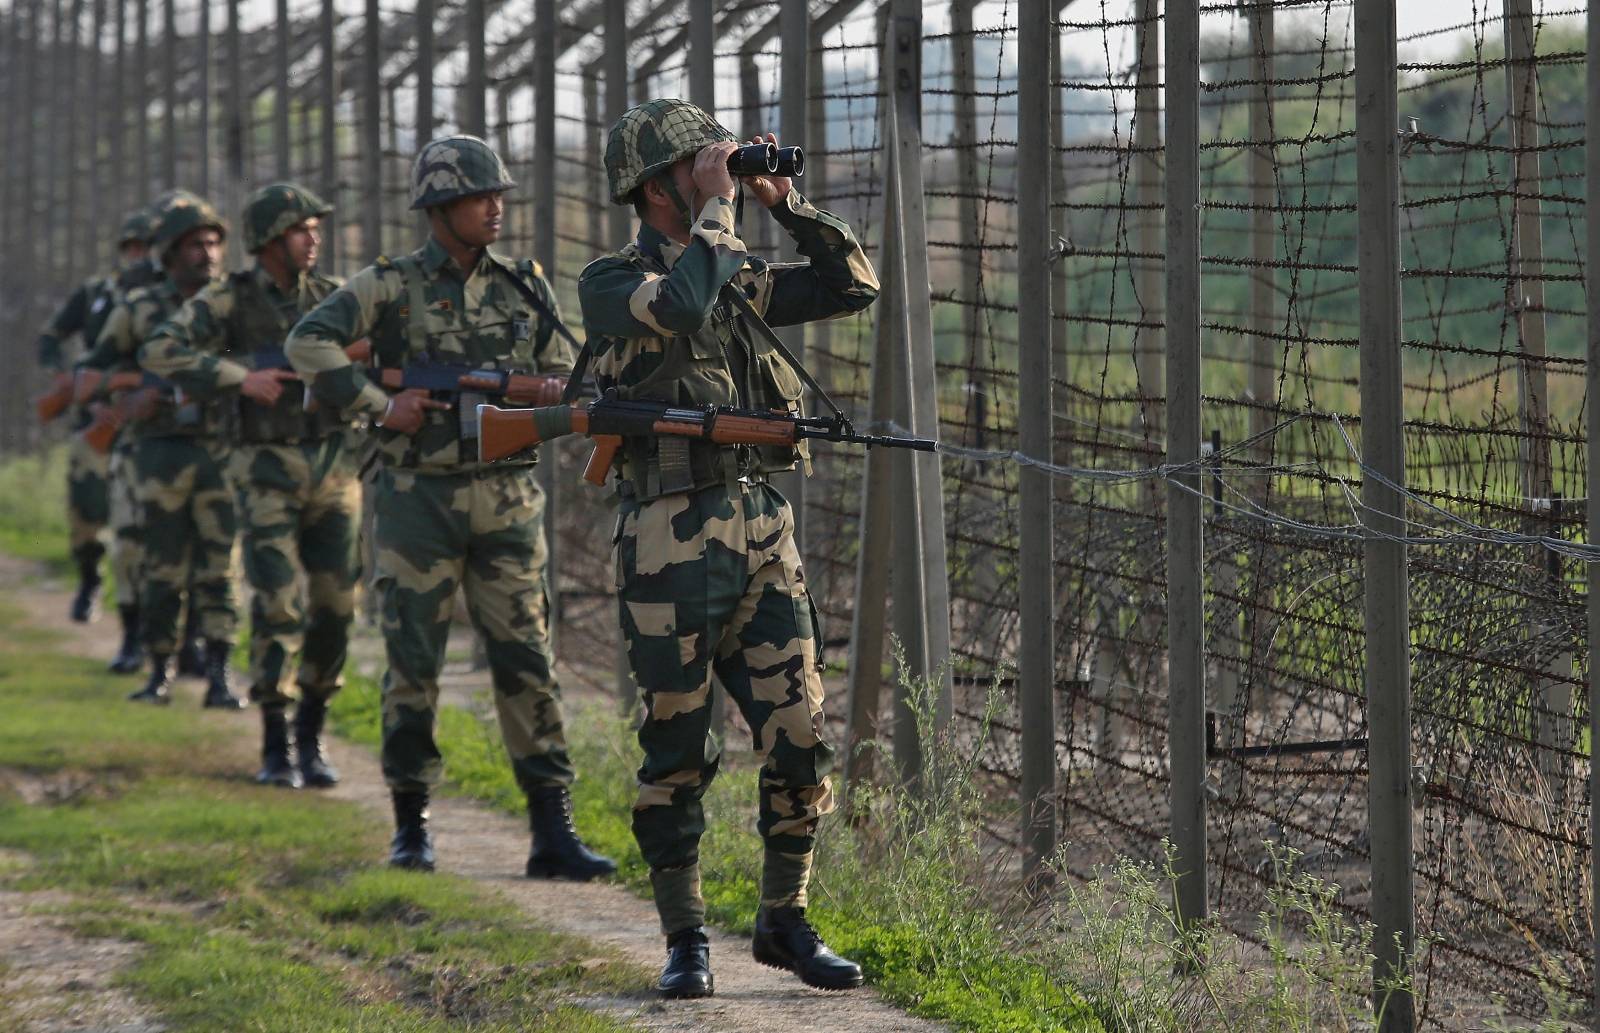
[142, 183, 357, 790]
[92, 191, 244, 710]
[36, 208, 161, 627]
[578, 100, 878, 998]
[286, 135, 615, 880]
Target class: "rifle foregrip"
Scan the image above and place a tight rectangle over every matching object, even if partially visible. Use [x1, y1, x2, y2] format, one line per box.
[584, 435, 622, 486]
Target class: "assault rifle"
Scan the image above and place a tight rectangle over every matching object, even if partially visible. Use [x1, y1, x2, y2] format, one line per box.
[245, 339, 372, 414]
[370, 358, 570, 409]
[476, 396, 937, 485]
[79, 371, 171, 453]
[34, 372, 74, 423]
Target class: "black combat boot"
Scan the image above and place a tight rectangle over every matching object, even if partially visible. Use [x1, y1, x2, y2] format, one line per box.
[108, 604, 144, 674]
[128, 653, 172, 704]
[201, 639, 246, 709]
[388, 791, 435, 871]
[525, 785, 617, 880]
[176, 608, 204, 677]
[69, 551, 102, 623]
[293, 696, 340, 788]
[255, 705, 302, 788]
[657, 926, 714, 999]
[752, 907, 864, 990]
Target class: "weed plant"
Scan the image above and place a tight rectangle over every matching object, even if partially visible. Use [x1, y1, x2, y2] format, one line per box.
[0, 443, 70, 570]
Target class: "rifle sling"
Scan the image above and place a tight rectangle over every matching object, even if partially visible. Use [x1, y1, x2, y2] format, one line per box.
[719, 285, 846, 422]
[496, 259, 594, 405]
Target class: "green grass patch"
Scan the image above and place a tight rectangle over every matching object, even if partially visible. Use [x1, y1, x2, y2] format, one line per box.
[0, 597, 651, 1033]
[0, 445, 73, 573]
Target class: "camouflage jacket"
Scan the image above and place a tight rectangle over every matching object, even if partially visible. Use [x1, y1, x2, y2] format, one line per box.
[576, 190, 878, 494]
[285, 236, 573, 473]
[37, 260, 162, 371]
[88, 277, 225, 439]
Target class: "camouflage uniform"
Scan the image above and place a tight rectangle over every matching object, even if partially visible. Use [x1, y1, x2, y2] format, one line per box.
[91, 195, 238, 694]
[143, 186, 357, 712]
[37, 209, 162, 619]
[286, 145, 576, 799]
[582, 99, 878, 936]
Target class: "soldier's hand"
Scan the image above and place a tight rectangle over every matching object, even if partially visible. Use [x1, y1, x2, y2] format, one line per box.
[742, 133, 790, 208]
[692, 141, 739, 204]
[378, 388, 451, 435]
[240, 368, 298, 405]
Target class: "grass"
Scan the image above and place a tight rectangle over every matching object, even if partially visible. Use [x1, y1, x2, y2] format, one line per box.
[0, 444, 73, 572]
[0, 600, 652, 1033]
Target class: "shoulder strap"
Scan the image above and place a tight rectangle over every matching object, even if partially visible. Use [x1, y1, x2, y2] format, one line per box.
[720, 285, 846, 421]
[497, 258, 594, 403]
[392, 254, 432, 361]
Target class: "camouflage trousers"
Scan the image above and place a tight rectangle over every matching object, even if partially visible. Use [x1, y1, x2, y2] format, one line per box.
[107, 442, 144, 602]
[66, 433, 110, 562]
[232, 437, 361, 707]
[135, 435, 238, 654]
[373, 465, 574, 794]
[615, 481, 835, 884]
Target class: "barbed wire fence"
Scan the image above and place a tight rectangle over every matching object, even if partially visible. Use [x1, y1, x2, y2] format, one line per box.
[0, 0, 1594, 1027]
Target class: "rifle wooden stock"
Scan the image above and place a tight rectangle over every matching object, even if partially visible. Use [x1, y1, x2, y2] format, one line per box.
[345, 338, 372, 365]
[72, 368, 105, 405]
[373, 365, 566, 407]
[477, 403, 587, 463]
[34, 373, 73, 423]
[80, 386, 161, 454]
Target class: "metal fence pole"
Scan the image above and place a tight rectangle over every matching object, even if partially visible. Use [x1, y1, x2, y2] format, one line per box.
[416, 0, 434, 145]
[583, 67, 603, 248]
[1586, 5, 1600, 1019]
[844, 202, 897, 793]
[225, 0, 244, 230]
[1354, 1, 1414, 1027]
[803, 28, 828, 383]
[86, 0, 105, 268]
[1503, 0, 1550, 505]
[1247, 0, 1273, 457]
[320, 0, 338, 267]
[136, 0, 149, 195]
[886, 0, 955, 776]
[533, 0, 561, 649]
[65, 0, 83, 276]
[688, 0, 713, 110]
[110, 0, 126, 218]
[1133, 0, 1162, 428]
[274, 0, 290, 178]
[47, 0, 65, 290]
[196, 0, 211, 197]
[1163, 0, 1207, 933]
[463, 0, 485, 137]
[1016, 0, 1058, 885]
[161, 0, 175, 187]
[955, 0, 985, 403]
[603, 0, 628, 250]
[361, 0, 382, 259]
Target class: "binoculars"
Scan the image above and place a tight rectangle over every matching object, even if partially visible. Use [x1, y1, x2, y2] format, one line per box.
[726, 142, 805, 178]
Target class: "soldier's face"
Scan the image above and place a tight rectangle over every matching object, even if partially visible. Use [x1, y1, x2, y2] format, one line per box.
[171, 228, 224, 287]
[444, 193, 504, 248]
[281, 218, 322, 272]
[118, 241, 148, 266]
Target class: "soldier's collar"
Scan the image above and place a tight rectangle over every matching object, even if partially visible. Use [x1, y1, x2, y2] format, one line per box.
[249, 262, 306, 298]
[419, 235, 500, 279]
[637, 223, 688, 273]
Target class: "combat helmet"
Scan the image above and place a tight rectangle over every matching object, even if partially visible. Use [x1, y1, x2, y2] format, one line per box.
[410, 135, 515, 210]
[604, 98, 737, 205]
[243, 182, 333, 253]
[116, 208, 158, 247]
[149, 191, 229, 260]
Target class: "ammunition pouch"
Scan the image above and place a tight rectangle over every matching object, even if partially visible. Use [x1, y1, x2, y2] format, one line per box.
[616, 436, 768, 501]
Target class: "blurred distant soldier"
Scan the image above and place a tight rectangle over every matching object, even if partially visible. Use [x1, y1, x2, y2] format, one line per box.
[91, 191, 243, 710]
[583, 99, 877, 997]
[287, 136, 614, 880]
[143, 183, 357, 789]
[35, 209, 161, 627]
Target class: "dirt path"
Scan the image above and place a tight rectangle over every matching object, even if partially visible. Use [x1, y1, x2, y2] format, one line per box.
[5, 558, 948, 1033]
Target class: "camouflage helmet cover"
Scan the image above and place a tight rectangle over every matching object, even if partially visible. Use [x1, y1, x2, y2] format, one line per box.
[410, 135, 515, 210]
[150, 190, 229, 258]
[243, 181, 333, 252]
[604, 98, 737, 205]
[117, 208, 158, 246]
